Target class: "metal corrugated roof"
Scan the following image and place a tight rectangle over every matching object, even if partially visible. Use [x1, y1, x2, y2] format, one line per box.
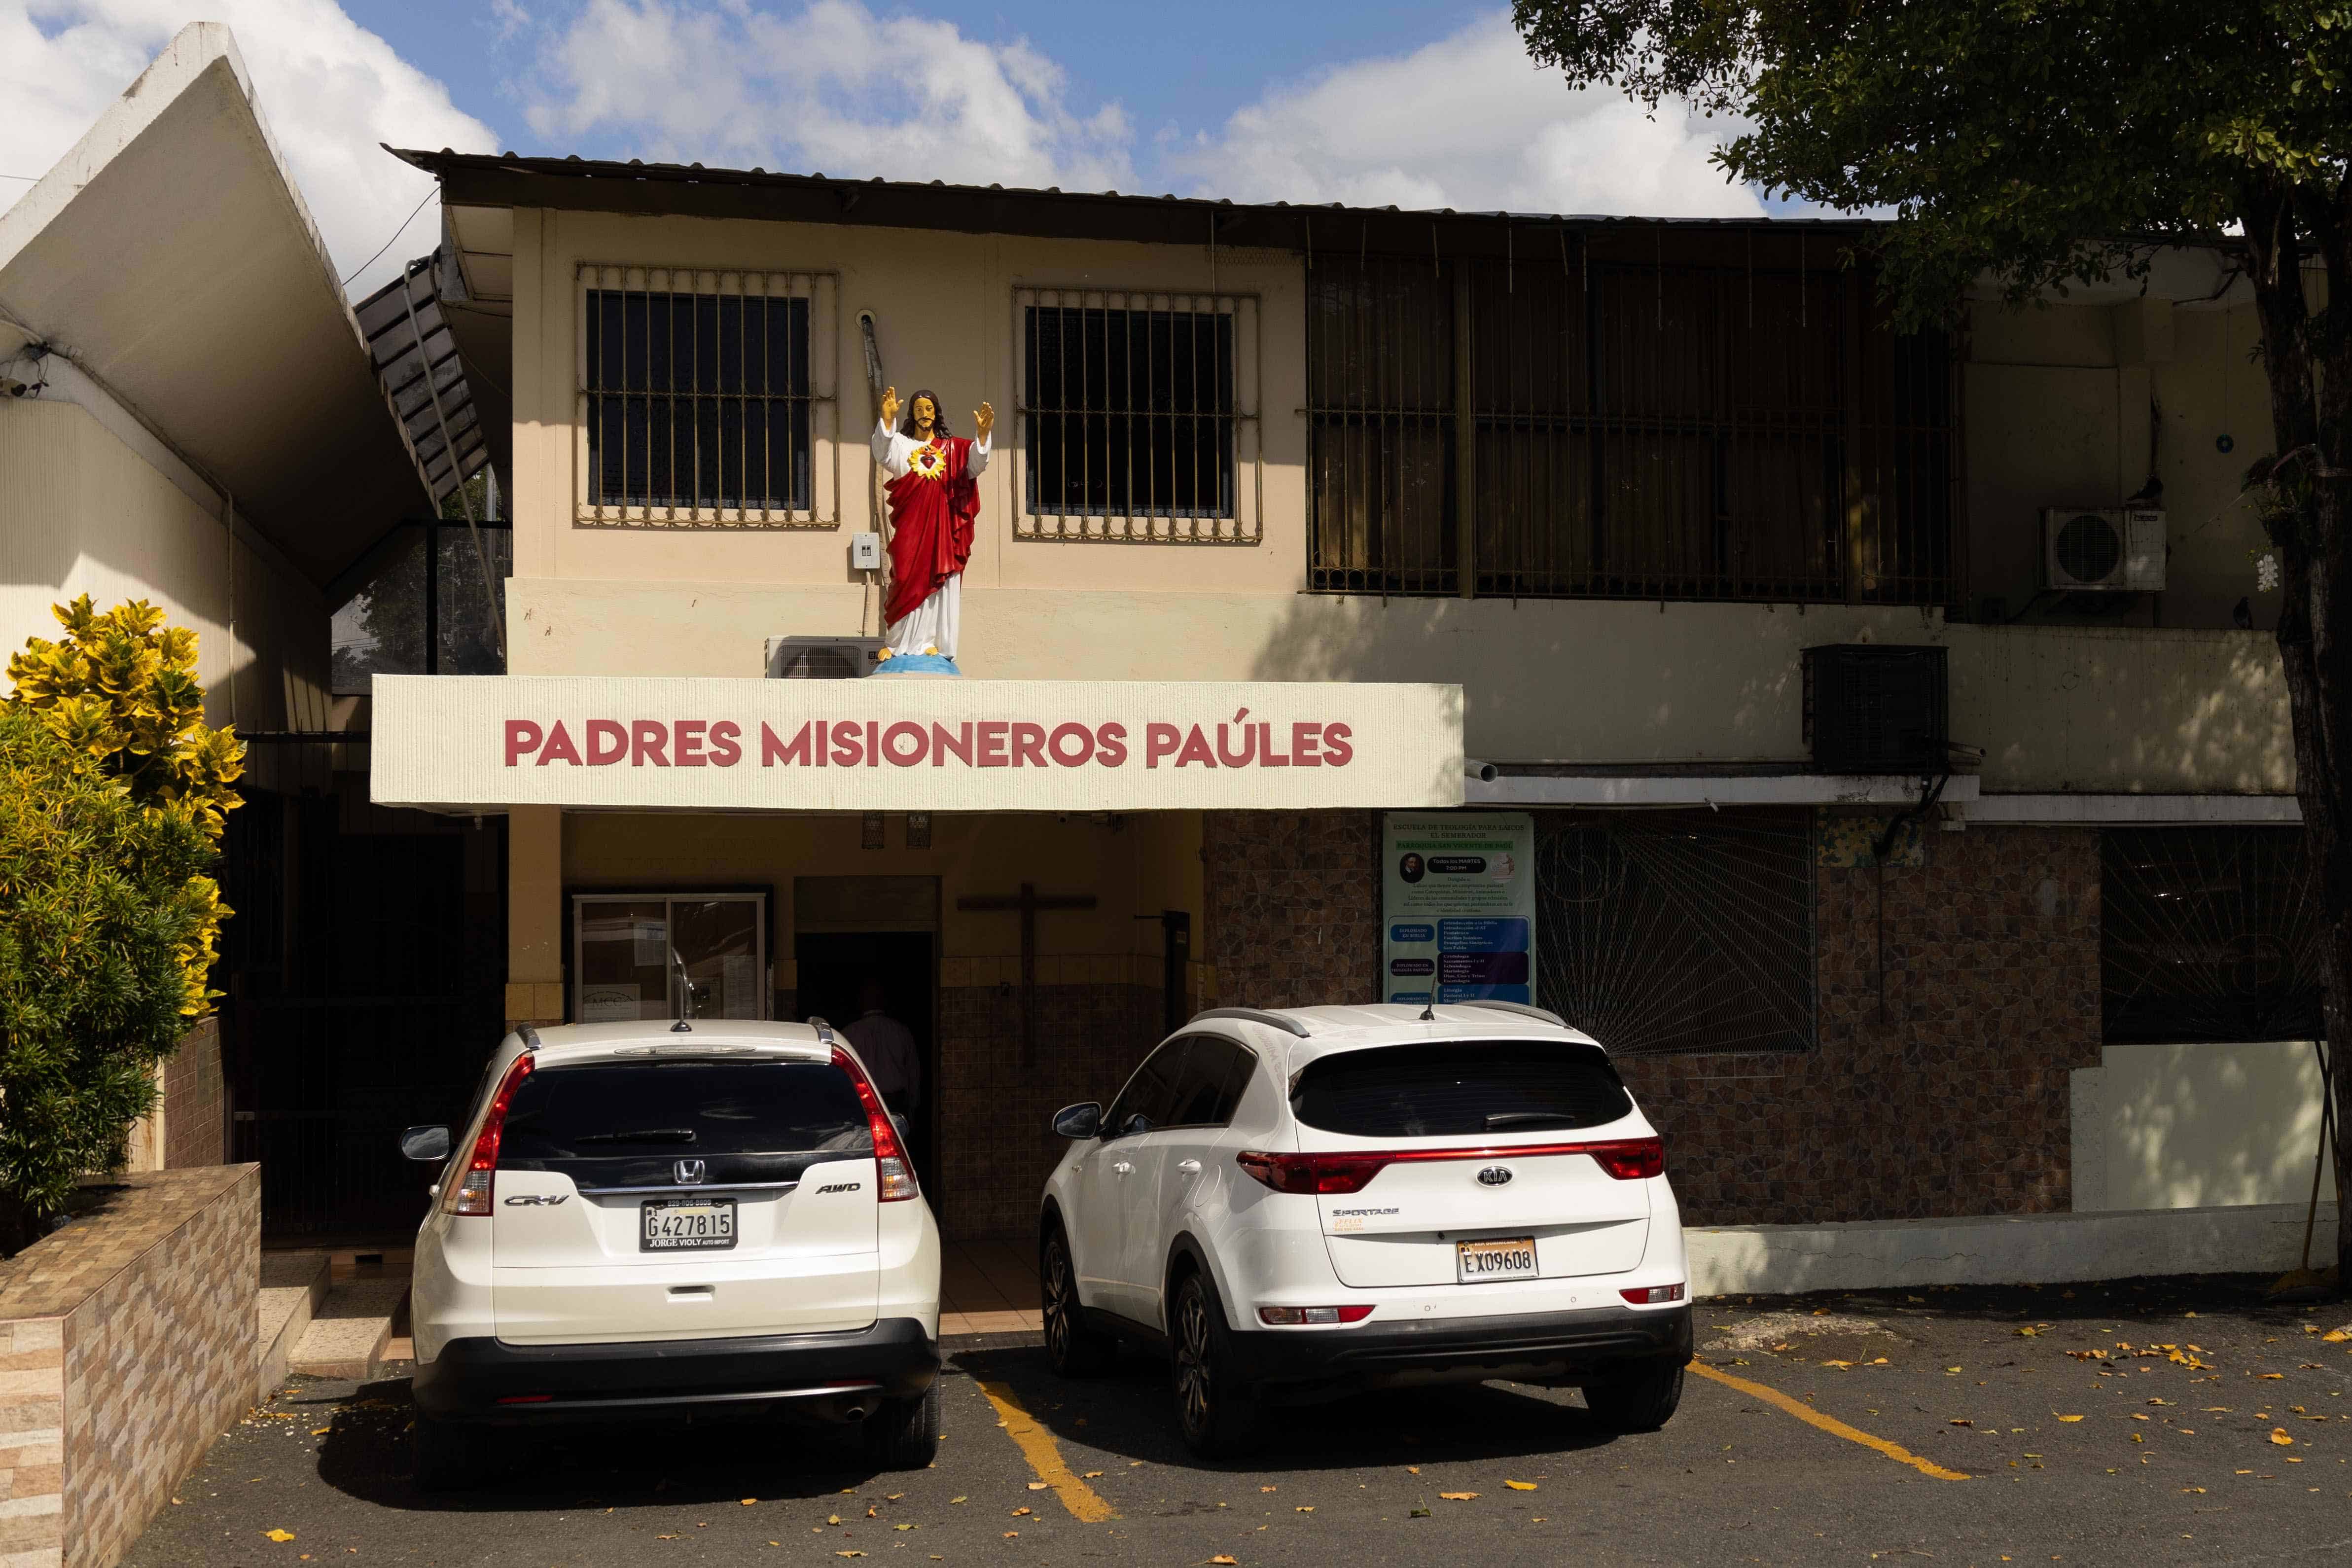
[353, 251, 484, 505]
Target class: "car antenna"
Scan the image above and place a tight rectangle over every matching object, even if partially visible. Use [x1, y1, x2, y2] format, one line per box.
[1419, 996, 1436, 1022]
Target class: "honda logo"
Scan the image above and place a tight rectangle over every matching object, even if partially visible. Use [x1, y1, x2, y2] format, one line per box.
[675, 1158, 707, 1185]
[1476, 1165, 1514, 1187]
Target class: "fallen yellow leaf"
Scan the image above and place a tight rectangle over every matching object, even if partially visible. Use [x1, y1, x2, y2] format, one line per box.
[1011, 1506, 1032, 1517]
[1260, 1484, 1278, 1493]
[1082, 1470, 1103, 1478]
[2321, 1328, 2348, 1343]
[1822, 1360, 1853, 1369]
[1296, 1505, 1315, 1512]
[949, 1497, 966, 1504]
[1209, 1558, 1238, 1566]
[1504, 1480, 1537, 1491]
[263, 1530, 296, 1544]
[740, 1497, 757, 1506]
[1439, 1491, 1479, 1501]
[1949, 1419, 1974, 1427]
[1028, 1481, 1049, 1491]
[2272, 1428, 2296, 1446]
[310, 1427, 330, 1436]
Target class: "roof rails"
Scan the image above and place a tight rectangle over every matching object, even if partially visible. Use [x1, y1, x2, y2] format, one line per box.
[517, 1024, 542, 1052]
[1189, 1007, 1314, 1039]
[807, 1015, 837, 1046]
[1456, 999, 1571, 1030]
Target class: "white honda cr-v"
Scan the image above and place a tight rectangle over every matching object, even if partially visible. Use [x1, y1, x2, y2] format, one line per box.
[399, 1019, 940, 1489]
[1038, 1002, 1690, 1456]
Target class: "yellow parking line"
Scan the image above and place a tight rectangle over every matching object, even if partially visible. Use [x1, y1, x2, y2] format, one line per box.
[1688, 1361, 1971, 1482]
[974, 1378, 1120, 1522]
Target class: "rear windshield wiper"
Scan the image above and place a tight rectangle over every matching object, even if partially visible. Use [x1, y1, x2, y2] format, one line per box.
[1485, 1111, 1584, 1130]
[572, 1128, 699, 1144]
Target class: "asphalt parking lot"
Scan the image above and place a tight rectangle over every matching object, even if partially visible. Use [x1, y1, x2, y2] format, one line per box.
[130, 1274, 2352, 1568]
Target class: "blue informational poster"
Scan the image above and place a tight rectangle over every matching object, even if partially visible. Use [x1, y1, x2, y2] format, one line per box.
[1381, 813, 1536, 1007]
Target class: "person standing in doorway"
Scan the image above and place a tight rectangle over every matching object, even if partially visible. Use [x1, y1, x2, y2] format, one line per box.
[842, 975, 921, 1117]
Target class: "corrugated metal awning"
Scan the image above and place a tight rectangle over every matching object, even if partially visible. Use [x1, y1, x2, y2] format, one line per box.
[354, 251, 485, 505]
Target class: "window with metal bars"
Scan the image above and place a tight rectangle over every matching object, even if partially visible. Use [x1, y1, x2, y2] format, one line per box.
[1306, 238, 1955, 603]
[1013, 290, 1260, 542]
[2103, 827, 2324, 1044]
[1533, 809, 1817, 1055]
[577, 267, 837, 527]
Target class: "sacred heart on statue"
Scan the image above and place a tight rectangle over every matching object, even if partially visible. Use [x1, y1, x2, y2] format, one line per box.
[905, 444, 947, 481]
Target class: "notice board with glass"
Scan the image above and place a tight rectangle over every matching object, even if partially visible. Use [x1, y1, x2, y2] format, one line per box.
[571, 891, 770, 1022]
[1382, 813, 1535, 1006]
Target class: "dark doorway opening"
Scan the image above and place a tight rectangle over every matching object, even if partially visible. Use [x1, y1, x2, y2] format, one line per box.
[794, 930, 938, 1212]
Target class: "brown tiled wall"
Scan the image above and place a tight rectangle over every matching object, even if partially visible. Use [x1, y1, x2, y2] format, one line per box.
[932, 981, 1163, 1241]
[0, 1166, 260, 1568]
[161, 1016, 224, 1170]
[1202, 811, 1381, 1007]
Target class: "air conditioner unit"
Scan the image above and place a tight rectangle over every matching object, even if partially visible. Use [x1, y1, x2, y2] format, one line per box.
[764, 636, 884, 679]
[1803, 644, 1949, 774]
[2042, 507, 2166, 591]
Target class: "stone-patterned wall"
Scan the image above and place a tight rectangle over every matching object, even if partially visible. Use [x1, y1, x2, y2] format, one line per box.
[0, 1166, 259, 1568]
[1618, 825, 2103, 1225]
[161, 1016, 224, 1170]
[1202, 811, 1381, 1007]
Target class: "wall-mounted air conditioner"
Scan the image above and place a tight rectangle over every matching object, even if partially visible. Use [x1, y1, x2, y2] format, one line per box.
[764, 636, 884, 679]
[1803, 644, 1950, 774]
[2042, 507, 2166, 592]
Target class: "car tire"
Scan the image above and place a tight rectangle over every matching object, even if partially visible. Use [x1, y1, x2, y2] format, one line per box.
[863, 1379, 941, 1471]
[412, 1414, 487, 1492]
[1581, 1358, 1685, 1432]
[1041, 1224, 1117, 1378]
[1170, 1268, 1262, 1459]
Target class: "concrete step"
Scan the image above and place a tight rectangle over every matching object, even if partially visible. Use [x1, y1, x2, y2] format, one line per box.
[255, 1250, 330, 1401]
[287, 1277, 410, 1382]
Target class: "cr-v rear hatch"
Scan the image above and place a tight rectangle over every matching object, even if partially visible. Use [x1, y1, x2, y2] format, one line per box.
[1283, 1039, 1655, 1289]
[488, 1048, 883, 1344]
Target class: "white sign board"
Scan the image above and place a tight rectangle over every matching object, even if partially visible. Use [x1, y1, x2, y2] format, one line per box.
[1383, 812, 1535, 1007]
[370, 677, 1465, 814]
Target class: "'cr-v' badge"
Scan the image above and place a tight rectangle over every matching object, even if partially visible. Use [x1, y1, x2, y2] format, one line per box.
[1476, 1166, 1514, 1187]
[503, 1193, 569, 1206]
[675, 1158, 707, 1185]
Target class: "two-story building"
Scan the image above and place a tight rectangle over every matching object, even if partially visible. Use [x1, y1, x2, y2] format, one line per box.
[367, 150, 2329, 1256]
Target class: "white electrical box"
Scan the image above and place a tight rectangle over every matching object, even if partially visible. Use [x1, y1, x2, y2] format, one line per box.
[850, 531, 884, 571]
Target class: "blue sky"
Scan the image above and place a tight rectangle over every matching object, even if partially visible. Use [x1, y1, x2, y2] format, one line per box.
[7, 1, 1763, 296]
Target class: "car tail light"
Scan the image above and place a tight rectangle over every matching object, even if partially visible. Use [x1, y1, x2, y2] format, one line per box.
[1236, 1135, 1664, 1194]
[832, 1045, 918, 1202]
[442, 1054, 534, 1216]
[1257, 1305, 1375, 1325]
[1619, 1283, 1686, 1305]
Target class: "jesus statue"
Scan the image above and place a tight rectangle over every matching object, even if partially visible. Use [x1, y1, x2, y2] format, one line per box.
[871, 386, 992, 671]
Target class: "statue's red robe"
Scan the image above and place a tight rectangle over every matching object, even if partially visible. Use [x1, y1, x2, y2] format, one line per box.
[883, 436, 980, 628]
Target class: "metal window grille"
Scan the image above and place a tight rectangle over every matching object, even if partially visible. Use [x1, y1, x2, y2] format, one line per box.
[1534, 809, 1817, 1055]
[576, 265, 839, 528]
[1012, 289, 1260, 543]
[2102, 827, 2323, 1044]
[1306, 242, 1956, 604]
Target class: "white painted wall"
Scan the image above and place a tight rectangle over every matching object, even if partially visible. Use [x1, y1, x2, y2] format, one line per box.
[2071, 1041, 2335, 1212]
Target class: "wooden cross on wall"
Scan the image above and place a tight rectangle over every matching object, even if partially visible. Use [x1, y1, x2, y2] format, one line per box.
[956, 883, 1099, 1066]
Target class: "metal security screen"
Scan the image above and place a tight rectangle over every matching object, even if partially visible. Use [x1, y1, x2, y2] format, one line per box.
[1534, 809, 1817, 1055]
[2103, 827, 2324, 1043]
[1307, 235, 1955, 604]
[577, 266, 838, 527]
[1013, 289, 1260, 542]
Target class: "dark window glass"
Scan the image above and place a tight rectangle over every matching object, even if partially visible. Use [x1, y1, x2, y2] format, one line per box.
[1025, 306, 1235, 518]
[1290, 1041, 1631, 1139]
[1163, 1038, 1256, 1128]
[1105, 1042, 1189, 1137]
[583, 290, 813, 511]
[498, 1061, 869, 1162]
[2103, 827, 2323, 1043]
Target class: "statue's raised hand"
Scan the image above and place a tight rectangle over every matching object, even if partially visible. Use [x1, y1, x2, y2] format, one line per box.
[880, 386, 899, 429]
[974, 400, 995, 442]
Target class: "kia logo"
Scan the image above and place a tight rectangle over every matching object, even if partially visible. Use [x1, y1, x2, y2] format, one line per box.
[1476, 1166, 1514, 1187]
[675, 1159, 707, 1185]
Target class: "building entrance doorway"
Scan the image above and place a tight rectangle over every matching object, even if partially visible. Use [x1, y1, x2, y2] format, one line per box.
[795, 929, 938, 1202]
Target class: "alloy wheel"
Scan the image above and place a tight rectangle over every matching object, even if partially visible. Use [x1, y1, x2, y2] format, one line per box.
[1044, 1239, 1074, 1361]
[1173, 1282, 1212, 1434]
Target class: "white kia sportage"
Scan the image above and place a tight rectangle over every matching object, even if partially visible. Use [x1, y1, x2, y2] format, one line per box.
[399, 1018, 940, 1489]
[1038, 1002, 1690, 1457]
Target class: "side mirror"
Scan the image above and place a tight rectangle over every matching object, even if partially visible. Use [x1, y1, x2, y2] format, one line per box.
[399, 1125, 452, 1164]
[1051, 1102, 1102, 1140]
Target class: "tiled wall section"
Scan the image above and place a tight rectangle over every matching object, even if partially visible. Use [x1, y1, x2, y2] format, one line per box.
[0, 1166, 259, 1568]
[1619, 825, 2103, 1225]
[1202, 811, 1381, 1008]
[162, 1016, 224, 1170]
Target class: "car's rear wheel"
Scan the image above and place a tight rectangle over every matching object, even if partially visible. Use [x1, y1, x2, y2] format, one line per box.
[863, 1379, 941, 1470]
[1581, 1358, 1685, 1431]
[1041, 1225, 1116, 1377]
[412, 1414, 487, 1492]
[1170, 1269, 1261, 1458]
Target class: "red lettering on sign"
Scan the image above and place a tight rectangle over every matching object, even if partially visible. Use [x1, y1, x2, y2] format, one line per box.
[813, 719, 828, 767]
[587, 720, 628, 766]
[632, 720, 669, 767]
[762, 721, 812, 765]
[866, 720, 881, 769]
[709, 721, 742, 767]
[1095, 721, 1128, 767]
[504, 720, 543, 767]
[1144, 722, 1180, 768]
[1174, 724, 1217, 767]
[976, 721, 1009, 767]
[674, 719, 708, 767]
[1010, 722, 1047, 767]
[1322, 722, 1354, 766]
[882, 721, 927, 766]
[1257, 721, 1288, 767]
[1291, 722, 1322, 767]
[832, 723, 863, 766]
[1046, 722, 1094, 767]
[537, 721, 583, 767]
[931, 722, 972, 765]
[1215, 710, 1255, 767]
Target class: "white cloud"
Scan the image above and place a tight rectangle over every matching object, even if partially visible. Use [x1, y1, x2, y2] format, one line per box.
[1167, 12, 1761, 219]
[0, 1, 496, 295]
[522, 0, 1133, 194]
